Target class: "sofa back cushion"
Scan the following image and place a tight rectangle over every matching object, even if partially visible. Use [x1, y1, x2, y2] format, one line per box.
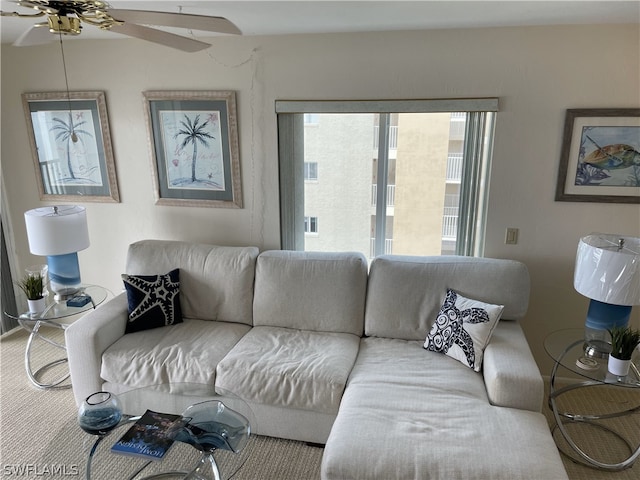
[125, 240, 259, 325]
[365, 255, 530, 341]
[253, 250, 368, 335]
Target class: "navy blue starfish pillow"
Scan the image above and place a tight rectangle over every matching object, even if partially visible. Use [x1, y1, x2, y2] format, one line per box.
[424, 289, 504, 371]
[122, 269, 182, 334]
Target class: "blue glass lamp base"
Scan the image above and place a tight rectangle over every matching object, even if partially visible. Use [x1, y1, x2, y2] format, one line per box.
[584, 300, 632, 358]
[47, 253, 82, 301]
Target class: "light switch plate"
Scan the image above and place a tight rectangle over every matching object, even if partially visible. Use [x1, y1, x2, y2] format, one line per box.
[505, 228, 519, 245]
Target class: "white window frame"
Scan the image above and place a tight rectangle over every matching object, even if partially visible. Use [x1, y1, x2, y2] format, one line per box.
[276, 98, 498, 256]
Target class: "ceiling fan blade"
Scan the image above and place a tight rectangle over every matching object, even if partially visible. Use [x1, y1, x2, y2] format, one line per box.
[107, 9, 241, 35]
[14, 24, 53, 46]
[109, 22, 211, 52]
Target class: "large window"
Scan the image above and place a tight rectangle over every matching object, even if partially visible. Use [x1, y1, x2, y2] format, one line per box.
[277, 99, 497, 258]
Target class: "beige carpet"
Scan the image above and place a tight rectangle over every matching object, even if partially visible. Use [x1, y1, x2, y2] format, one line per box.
[0, 327, 323, 480]
[542, 376, 640, 480]
[1, 326, 639, 479]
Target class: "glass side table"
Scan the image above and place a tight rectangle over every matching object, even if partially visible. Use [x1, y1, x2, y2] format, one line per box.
[5, 284, 109, 390]
[544, 328, 640, 471]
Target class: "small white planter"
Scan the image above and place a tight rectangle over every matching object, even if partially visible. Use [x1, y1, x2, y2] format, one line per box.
[607, 355, 631, 376]
[27, 298, 46, 316]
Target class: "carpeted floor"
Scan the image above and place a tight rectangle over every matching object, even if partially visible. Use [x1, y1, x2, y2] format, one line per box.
[542, 374, 640, 480]
[0, 326, 322, 480]
[1, 325, 639, 479]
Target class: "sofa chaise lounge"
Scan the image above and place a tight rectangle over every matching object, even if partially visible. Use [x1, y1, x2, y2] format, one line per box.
[66, 239, 567, 479]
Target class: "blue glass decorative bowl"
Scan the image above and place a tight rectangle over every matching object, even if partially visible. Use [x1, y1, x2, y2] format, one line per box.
[78, 391, 122, 436]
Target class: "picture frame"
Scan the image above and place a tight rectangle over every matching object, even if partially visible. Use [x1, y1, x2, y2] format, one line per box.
[555, 108, 640, 203]
[22, 91, 120, 203]
[143, 90, 242, 208]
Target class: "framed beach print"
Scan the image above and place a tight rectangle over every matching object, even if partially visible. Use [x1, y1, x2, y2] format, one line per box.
[22, 91, 120, 203]
[555, 108, 640, 203]
[143, 90, 242, 208]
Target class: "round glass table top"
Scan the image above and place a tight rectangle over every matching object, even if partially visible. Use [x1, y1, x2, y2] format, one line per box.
[43, 383, 257, 480]
[544, 329, 640, 388]
[6, 285, 109, 322]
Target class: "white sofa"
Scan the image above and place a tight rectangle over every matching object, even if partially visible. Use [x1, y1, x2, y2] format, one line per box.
[66, 240, 567, 479]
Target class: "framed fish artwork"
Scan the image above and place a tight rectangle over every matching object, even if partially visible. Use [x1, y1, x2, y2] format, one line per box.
[556, 108, 640, 203]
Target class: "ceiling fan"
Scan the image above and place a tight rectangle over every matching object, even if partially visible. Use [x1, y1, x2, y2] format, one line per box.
[0, 0, 241, 52]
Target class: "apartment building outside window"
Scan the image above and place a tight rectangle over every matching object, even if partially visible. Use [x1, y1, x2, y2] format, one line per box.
[304, 162, 318, 181]
[304, 216, 318, 234]
[277, 99, 497, 258]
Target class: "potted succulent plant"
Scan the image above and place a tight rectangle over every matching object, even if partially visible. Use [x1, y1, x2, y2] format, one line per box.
[16, 273, 46, 315]
[607, 326, 640, 376]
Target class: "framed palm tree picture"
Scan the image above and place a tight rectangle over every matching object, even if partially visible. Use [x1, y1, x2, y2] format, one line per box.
[22, 91, 120, 203]
[143, 91, 242, 208]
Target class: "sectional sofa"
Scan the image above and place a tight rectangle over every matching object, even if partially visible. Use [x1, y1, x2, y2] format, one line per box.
[65, 239, 568, 479]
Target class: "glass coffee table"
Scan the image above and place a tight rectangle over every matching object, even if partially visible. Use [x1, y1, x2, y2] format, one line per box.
[544, 329, 640, 471]
[74, 384, 255, 480]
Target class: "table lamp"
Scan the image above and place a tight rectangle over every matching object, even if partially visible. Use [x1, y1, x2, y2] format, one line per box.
[574, 233, 640, 358]
[24, 206, 90, 301]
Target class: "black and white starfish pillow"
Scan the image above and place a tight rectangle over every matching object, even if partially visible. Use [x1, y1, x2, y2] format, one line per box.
[122, 269, 182, 334]
[424, 289, 504, 371]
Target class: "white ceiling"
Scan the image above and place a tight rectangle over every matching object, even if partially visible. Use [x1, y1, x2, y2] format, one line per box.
[2, 0, 639, 45]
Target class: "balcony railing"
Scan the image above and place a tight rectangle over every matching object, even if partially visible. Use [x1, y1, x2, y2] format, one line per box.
[446, 154, 463, 182]
[449, 114, 466, 138]
[442, 215, 458, 239]
[373, 126, 399, 150]
[371, 184, 396, 207]
[370, 238, 393, 257]
[443, 206, 459, 217]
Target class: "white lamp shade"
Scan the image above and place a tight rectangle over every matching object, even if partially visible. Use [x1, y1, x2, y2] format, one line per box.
[574, 233, 640, 306]
[24, 206, 90, 256]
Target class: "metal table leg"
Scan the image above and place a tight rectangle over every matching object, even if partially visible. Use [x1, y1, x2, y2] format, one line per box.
[22, 318, 70, 389]
[548, 348, 640, 471]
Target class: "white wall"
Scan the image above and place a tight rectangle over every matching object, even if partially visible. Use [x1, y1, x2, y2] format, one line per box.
[2, 25, 639, 374]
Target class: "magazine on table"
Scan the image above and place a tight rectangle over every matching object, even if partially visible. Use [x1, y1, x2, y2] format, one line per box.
[111, 410, 186, 461]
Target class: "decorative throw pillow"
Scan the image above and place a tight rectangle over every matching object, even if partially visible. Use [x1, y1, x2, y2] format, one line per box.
[122, 269, 182, 334]
[424, 289, 504, 372]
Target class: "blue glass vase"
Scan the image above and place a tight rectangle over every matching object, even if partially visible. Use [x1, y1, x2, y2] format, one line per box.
[78, 391, 122, 436]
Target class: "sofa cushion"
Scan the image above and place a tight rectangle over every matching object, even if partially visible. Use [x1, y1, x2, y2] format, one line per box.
[365, 255, 530, 340]
[215, 326, 361, 414]
[122, 268, 182, 334]
[252, 250, 368, 335]
[424, 289, 504, 371]
[321, 336, 568, 480]
[100, 319, 251, 387]
[125, 240, 259, 326]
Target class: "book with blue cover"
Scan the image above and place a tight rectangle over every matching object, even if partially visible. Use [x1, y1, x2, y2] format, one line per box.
[111, 410, 184, 461]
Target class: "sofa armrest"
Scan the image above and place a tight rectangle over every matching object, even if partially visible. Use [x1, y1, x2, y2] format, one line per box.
[65, 292, 129, 406]
[483, 321, 543, 412]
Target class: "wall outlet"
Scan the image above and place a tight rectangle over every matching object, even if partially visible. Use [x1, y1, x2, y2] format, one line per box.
[505, 228, 519, 245]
